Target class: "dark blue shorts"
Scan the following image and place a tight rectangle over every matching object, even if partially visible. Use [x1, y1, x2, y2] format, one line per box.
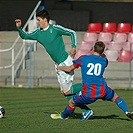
[73, 85, 115, 105]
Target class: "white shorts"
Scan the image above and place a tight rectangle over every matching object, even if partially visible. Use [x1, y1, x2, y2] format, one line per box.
[55, 55, 74, 93]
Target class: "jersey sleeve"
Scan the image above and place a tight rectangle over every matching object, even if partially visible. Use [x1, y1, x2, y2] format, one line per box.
[17, 27, 38, 40]
[73, 57, 83, 68]
[53, 25, 77, 48]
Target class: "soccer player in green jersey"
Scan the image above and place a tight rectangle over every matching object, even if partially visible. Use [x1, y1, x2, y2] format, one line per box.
[15, 9, 91, 114]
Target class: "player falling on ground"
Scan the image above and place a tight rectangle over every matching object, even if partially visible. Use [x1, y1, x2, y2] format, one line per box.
[51, 41, 133, 120]
[15, 9, 91, 115]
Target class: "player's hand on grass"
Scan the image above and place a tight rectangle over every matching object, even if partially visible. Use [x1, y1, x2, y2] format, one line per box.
[15, 19, 22, 28]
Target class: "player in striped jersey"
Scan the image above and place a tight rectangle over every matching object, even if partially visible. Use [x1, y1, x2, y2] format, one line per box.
[15, 9, 90, 113]
[51, 41, 133, 120]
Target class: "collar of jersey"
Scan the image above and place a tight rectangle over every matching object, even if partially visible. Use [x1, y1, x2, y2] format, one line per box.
[43, 25, 49, 31]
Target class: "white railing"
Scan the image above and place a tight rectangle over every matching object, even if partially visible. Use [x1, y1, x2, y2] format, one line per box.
[0, 0, 42, 86]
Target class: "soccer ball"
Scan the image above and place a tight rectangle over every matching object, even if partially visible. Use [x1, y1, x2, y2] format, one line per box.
[0, 106, 5, 118]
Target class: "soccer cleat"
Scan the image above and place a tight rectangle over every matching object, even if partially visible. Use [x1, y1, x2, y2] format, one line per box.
[126, 112, 133, 120]
[81, 110, 94, 120]
[50, 113, 63, 119]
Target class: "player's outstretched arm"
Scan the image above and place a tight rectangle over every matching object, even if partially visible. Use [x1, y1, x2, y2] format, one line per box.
[15, 19, 38, 40]
[57, 64, 75, 72]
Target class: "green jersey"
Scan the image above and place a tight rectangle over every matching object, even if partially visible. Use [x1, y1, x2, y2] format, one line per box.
[17, 24, 77, 64]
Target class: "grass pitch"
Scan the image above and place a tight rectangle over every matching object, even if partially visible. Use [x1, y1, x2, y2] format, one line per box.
[0, 87, 133, 133]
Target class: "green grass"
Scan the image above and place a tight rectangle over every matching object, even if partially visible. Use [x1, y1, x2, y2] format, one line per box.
[0, 87, 133, 133]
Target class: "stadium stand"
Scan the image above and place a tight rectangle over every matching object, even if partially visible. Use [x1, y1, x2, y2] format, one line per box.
[78, 22, 133, 63]
[118, 50, 132, 62]
[98, 23, 116, 47]
[87, 23, 102, 33]
[117, 23, 131, 33]
[83, 32, 98, 42]
[107, 42, 122, 52]
[102, 22, 116, 33]
[78, 41, 93, 52]
[105, 50, 119, 62]
[74, 49, 89, 60]
[113, 32, 127, 42]
[98, 32, 112, 43]
[123, 42, 133, 51]
[128, 32, 133, 43]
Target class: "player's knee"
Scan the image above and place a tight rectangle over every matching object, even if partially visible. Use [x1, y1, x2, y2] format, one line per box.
[68, 99, 75, 108]
[64, 90, 71, 95]
[60, 90, 65, 95]
[112, 93, 120, 102]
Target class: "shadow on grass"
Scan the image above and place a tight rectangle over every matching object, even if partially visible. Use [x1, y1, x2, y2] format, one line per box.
[43, 111, 131, 121]
[70, 113, 131, 121]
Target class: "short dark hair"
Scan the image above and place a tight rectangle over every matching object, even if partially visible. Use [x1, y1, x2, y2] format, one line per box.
[94, 41, 105, 54]
[36, 9, 50, 22]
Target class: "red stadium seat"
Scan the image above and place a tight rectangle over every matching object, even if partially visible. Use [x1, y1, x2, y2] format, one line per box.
[74, 49, 89, 60]
[123, 42, 133, 51]
[84, 32, 97, 42]
[105, 50, 119, 61]
[118, 50, 132, 62]
[102, 22, 116, 33]
[98, 32, 112, 42]
[113, 32, 127, 42]
[128, 32, 133, 43]
[131, 24, 133, 32]
[78, 41, 93, 51]
[107, 41, 122, 51]
[117, 23, 131, 33]
[87, 23, 102, 33]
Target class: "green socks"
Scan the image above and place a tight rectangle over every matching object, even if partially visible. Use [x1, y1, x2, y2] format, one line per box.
[70, 83, 82, 94]
[66, 95, 73, 101]
[66, 83, 82, 101]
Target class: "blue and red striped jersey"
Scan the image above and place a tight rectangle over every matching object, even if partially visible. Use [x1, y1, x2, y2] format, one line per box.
[73, 54, 108, 85]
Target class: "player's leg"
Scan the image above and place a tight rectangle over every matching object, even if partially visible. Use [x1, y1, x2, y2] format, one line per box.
[61, 55, 83, 94]
[112, 93, 129, 113]
[51, 92, 94, 120]
[55, 57, 90, 113]
[70, 83, 82, 94]
[51, 104, 93, 120]
[112, 93, 133, 119]
[61, 93, 94, 120]
[56, 74, 90, 113]
[67, 83, 91, 112]
[61, 100, 76, 119]
[103, 86, 133, 119]
[51, 99, 76, 119]
[58, 55, 83, 95]
[51, 98, 89, 119]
